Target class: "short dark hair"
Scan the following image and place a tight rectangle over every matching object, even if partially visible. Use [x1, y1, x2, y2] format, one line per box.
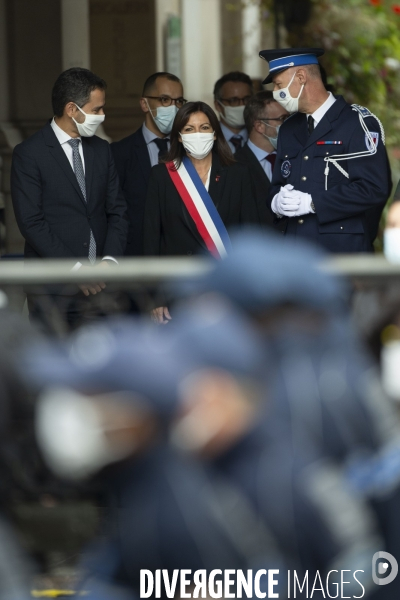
[52, 67, 107, 117]
[244, 90, 276, 133]
[162, 101, 235, 168]
[213, 71, 254, 100]
[142, 72, 182, 97]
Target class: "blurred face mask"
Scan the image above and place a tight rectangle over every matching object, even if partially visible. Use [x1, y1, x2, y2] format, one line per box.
[218, 105, 245, 129]
[181, 132, 215, 160]
[273, 71, 303, 114]
[36, 387, 136, 480]
[262, 122, 281, 150]
[146, 100, 178, 134]
[384, 228, 400, 263]
[72, 104, 105, 137]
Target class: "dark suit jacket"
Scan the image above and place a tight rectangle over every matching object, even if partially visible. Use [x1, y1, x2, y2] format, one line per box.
[11, 122, 128, 261]
[143, 154, 259, 256]
[235, 143, 275, 228]
[111, 127, 151, 256]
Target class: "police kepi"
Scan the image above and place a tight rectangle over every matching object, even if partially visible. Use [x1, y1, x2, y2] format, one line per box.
[259, 47, 324, 85]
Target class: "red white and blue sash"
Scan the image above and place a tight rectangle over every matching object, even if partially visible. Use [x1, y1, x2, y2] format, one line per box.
[166, 156, 231, 259]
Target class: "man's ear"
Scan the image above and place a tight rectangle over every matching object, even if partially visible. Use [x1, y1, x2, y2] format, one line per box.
[140, 97, 150, 113]
[253, 120, 265, 134]
[214, 99, 223, 114]
[297, 68, 307, 84]
[65, 102, 78, 119]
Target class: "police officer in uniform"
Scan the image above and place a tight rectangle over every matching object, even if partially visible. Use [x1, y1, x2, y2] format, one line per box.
[260, 48, 392, 253]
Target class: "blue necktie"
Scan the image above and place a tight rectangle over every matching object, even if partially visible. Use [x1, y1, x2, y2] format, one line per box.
[68, 139, 96, 264]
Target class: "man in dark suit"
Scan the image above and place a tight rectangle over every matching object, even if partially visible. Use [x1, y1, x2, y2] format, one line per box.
[213, 71, 253, 153]
[235, 91, 289, 227]
[11, 67, 128, 329]
[111, 72, 185, 256]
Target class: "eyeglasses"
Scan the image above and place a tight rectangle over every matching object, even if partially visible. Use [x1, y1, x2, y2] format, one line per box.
[146, 96, 187, 108]
[218, 96, 252, 107]
[259, 116, 289, 124]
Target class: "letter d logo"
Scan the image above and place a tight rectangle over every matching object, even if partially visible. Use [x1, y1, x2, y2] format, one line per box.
[372, 551, 398, 585]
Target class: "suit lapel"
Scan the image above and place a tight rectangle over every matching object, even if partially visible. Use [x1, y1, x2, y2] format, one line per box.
[301, 96, 347, 150]
[208, 153, 225, 209]
[243, 144, 271, 182]
[135, 128, 152, 180]
[43, 123, 86, 206]
[82, 139, 94, 204]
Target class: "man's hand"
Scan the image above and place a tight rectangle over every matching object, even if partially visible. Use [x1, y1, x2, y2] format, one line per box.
[79, 266, 106, 297]
[151, 307, 172, 325]
[272, 185, 313, 217]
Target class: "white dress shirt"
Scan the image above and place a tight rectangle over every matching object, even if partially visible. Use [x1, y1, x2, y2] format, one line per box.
[51, 118, 117, 268]
[247, 140, 276, 181]
[142, 123, 171, 167]
[220, 122, 248, 154]
[51, 118, 85, 172]
[307, 91, 336, 128]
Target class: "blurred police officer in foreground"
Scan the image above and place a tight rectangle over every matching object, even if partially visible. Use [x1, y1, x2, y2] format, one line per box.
[259, 48, 391, 253]
[176, 229, 400, 596]
[169, 295, 384, 598]
[26, 319, 283, 598]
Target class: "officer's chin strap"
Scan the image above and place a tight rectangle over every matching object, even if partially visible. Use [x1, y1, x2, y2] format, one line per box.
[323, 105, 385, 191]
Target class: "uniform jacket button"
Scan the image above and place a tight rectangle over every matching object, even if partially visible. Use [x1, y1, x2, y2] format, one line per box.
[284, 154, 288, 158]
[304, 156, 309, 160]
[340, 226, 344, 230]
[298, 219, 304, 224]
[83, 242, 88, 248]
[301, 176, 307, 181]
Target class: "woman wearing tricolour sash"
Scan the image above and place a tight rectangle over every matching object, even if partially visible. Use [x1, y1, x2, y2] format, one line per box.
[143, 101, 259, 323]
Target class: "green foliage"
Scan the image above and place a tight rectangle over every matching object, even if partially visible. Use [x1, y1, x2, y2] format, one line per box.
[260, 0, 400, 144]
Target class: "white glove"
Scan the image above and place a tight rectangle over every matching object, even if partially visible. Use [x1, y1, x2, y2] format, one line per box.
[272, 185, 313, 217]
[271, 184, 300, 217]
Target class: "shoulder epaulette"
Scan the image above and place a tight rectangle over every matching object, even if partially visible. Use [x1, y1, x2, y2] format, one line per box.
[351, 104, 372, 117]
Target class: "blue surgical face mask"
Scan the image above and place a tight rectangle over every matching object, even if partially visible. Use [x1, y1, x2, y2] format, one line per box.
[261, 122, 281, 150]
[146, 100, 178, 134]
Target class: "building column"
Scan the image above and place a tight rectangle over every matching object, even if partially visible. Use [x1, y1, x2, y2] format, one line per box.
[61, 0, 90, 70]
[181, 0, 222, 106]
[0, 0, 23, 255]
[242, 0, 262, 81]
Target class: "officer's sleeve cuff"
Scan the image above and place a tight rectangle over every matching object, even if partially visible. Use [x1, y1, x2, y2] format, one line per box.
[102, 256, 119, 265]
[71, 262, 83, 272]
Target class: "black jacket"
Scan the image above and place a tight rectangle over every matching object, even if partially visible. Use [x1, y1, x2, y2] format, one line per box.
[235, 142, 275, 228]
[143, 154, 259, 256]
[111, 127, 152, 256]
[11, 122, 128, 261]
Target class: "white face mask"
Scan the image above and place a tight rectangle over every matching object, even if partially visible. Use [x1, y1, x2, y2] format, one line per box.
[384, 228, 400, 263]
[262, 123, 281, 150]
[36, 387, 136, 480]
[72, 104, 105, 137]
[181, 132, 215, 160]
[219, 104, 245, 129]
[146, 100, 178, 134]
[273, 71, 304, 114]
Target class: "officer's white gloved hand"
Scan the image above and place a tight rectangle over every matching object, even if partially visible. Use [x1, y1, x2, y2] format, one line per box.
[271, 184, 300, 217]
[291, 191, 313, 217]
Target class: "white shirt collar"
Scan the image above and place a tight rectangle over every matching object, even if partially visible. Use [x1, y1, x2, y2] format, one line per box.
[51, 117, 81, 145]
[220, 121, 248, 142]
[308, 92, 336, 125]
[247, 139, 275, 162]
[142, 123, 166, 145]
